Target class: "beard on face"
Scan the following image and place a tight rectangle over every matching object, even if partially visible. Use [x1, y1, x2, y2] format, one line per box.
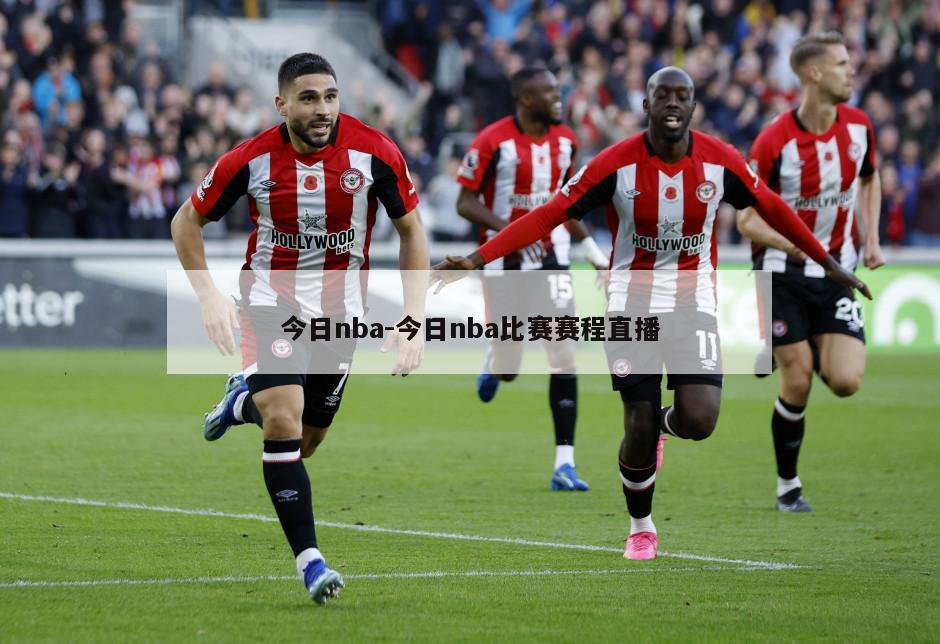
[290, 116, 334, 149]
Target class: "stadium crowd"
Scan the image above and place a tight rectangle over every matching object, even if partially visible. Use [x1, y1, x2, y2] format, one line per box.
[0, 0, 938, 247]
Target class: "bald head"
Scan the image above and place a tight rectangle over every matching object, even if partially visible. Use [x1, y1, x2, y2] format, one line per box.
[646, 66, 694, 101]
[644, 66, 696, 146]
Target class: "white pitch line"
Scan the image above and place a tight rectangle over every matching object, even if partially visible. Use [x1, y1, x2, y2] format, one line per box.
[0, 492, 799, 570]
[0, 568, 683, 590]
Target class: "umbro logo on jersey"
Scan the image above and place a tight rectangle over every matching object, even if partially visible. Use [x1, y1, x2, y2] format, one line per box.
[623, 189, 641, 199]
[260, 180, 277, 190]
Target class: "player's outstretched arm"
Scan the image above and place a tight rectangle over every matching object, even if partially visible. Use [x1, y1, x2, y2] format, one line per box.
[857, 171, 886, 269]
[736, 207, 807, 260]
[431, 200, 569, 291]
[387, 208, 429, 376]
[170, 199, 239, 354]
[753, 188, 872, 300]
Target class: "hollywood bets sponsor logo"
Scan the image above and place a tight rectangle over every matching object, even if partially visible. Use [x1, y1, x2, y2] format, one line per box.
[271, 338, 293, 358]
[696, 180, 717, 203]
[632, 231, 707, 254]
[340, 168, 365, 194]
[270, 226, 356, 254]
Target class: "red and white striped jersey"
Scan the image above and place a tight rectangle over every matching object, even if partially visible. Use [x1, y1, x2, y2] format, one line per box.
[553, 131, 770, 312]
[748, 105, 876, 277]
[457, 116, 577, 270]
[191, 115, 418, 315]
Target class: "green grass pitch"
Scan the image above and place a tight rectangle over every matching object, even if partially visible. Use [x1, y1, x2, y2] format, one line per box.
[1, 349, 937, 642]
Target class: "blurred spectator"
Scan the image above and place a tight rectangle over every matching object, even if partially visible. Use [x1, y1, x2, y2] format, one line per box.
[195, 62, 235, 102]
[425, 156, 472, 241]
[910, 150, 940, 247]
[880, 163, 906, 248]
[124, 136, 178, 239]
[29, 140, 79, 238]
[898, 140, 922, 232]
[0, 135, 30, 237]
[77, 127, 124, 238]
[31, 56, 81, 127]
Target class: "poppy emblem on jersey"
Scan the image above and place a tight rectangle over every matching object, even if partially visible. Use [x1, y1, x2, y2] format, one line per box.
[772, 320, 788, 338]
[612, 359, 632, 377]
[696, 181, 717, 203]
[848, 142, 863, 162]
[662, 185, 680, 202]
[302, 174, 319, 192]
[340, 168, 365, 194]
[271, 339, 293, 359]
[824, 151, 834, 162]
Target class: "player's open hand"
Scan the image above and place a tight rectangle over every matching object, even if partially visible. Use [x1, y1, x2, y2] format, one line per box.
[522, 241, 546, 264]
[380, 322, 424, 376]
[823, 256, 872, 300]
[200, 290, 239, 355]
[863, 241, 886, 270]
[430, 255, 477, 294]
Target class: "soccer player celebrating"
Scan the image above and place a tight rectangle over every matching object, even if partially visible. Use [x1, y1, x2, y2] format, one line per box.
[433, 67, 869, 560]
[455, 66, 608, 491]
[170, 53, 429, 603]
[737, 32, 884, 512]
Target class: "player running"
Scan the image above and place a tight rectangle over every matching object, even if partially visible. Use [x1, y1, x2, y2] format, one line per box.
[455, 66, 608, 491]
[170, 53, 429, 603]
[433, 67, 869, 560]
[737, 32, 884, 512]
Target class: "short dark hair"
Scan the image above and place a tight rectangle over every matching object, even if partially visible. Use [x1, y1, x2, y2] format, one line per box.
[277, 53, 337, 92]
[789, 32, 845, 74]
[511, 66, 550, 99]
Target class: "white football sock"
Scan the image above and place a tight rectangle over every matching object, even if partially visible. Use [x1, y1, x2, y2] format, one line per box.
[233, 391, 249, 423]
[296, 547, 324, 577]
[554, 445, 574, 470]
[777, 476, 802, 498]
[630, 514, 656, 536]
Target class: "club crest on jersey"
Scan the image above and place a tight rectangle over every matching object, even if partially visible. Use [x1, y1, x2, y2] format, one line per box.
[561, 164, 587, 197]
[848, 142, 863, 162]
[772, 320, 788, 338]
[271, 338, 293, 358]
[612, 359, 632, 377]
[696, 181, 717, 203]
[302, 174, 320, 193]
[661, 184, 680, 202]
[340, 168, 365, 194]
[197, 163, 217, 201]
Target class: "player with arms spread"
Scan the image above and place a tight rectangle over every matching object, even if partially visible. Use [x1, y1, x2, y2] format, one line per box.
[455, 66, 609, 491]
[434, 67, 868, 560]
[737, 32, 884, 512]
[170, 53, 429, 603]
